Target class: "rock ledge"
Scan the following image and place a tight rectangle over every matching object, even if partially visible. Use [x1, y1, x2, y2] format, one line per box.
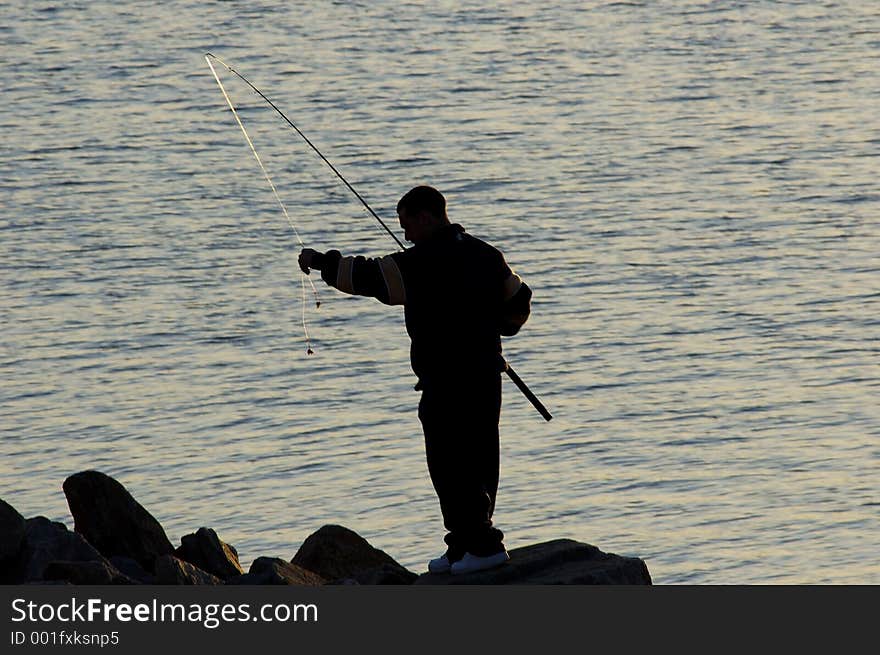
[1, 471, 651, 586]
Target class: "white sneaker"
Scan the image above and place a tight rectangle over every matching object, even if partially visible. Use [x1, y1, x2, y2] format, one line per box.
[428, 554, 452, 574]
[450, 550, 510, 575]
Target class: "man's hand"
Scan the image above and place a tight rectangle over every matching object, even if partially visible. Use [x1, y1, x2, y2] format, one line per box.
[299, 248, 320, 274]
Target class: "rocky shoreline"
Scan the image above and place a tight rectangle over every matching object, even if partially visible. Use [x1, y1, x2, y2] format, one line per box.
[1, 470, 652, 585]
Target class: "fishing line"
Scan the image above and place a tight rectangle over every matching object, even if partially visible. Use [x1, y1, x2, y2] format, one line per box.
[205, 52, 406, 251]
[206, 54, 318, 355]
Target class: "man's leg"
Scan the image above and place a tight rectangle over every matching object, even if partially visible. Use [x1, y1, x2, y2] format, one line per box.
[463, 373, 504, 557]
[419, 374, 504, 561]
[420, 388, 467, 562]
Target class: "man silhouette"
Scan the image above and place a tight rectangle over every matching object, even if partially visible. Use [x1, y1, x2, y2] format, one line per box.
[299, 185, 531, 574]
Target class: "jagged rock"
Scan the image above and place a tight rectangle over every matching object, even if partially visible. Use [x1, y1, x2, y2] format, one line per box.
[20, 517, 108, 582]
[227, 557, 325, 586]
[175, 527, 243, 580]
[331, 563, 419, 585]
[291, 525, 415, 583]
[414, 539, 652, 585]
[109, 556, 156, 584]
[0, 499, 26, 575]
[0, 550, 27, 584]
[43, 560, 137, 585]
[63, 470, 174, 571]
[154, 555, 222, 585]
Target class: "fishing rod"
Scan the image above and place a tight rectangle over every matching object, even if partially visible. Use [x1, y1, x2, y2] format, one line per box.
[205, 53, 552, 421]
[206, 53, 405, 251]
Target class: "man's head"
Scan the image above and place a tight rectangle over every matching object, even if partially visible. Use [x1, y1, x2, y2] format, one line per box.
[397, 185, 450, 243]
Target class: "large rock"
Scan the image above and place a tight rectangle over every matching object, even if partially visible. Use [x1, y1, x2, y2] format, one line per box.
[228, 557, 325, 586]
[414, 539, 652, 585]
[0, 498, 26, 569]
[43, 560, 136, 585]
[20, 517, 109, 582]
[291, 525, 416, 584]
[175, 527, 243, 580]
[154, 555, 222, 585]
[63, 470, 174, 571]
[109, 556, 156, 584]
[329, 563, 419, 585]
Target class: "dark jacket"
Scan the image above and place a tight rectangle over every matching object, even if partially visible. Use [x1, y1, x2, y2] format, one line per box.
[313, 224, 531, 387]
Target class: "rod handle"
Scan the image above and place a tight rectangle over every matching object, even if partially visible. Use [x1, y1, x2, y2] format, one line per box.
[504, 364, 552, 422]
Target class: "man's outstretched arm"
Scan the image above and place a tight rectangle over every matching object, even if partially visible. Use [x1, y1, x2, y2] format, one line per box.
[299, 248, 406, 306]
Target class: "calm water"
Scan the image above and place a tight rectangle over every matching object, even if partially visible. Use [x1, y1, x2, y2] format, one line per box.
[2, 1, 878, 584]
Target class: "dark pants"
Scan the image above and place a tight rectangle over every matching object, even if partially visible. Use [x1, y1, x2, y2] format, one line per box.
[418, 372, 505, 559]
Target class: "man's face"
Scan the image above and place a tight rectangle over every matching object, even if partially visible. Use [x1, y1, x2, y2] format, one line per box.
[398, 207, 424, 243]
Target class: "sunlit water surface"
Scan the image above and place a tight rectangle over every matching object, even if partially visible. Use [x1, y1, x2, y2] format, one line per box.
[2, 1, 878, 583]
